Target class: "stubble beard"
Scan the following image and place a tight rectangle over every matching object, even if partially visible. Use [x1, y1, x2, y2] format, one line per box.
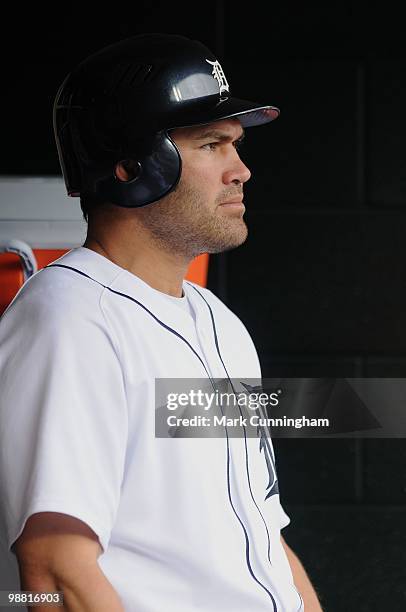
[134, 179, 248, 259]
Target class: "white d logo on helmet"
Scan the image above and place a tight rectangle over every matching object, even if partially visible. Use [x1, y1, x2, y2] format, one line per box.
[206, 59, 230, 96]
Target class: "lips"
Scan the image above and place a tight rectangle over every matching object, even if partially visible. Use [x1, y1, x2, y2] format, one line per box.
[219, 199, 245, 213]
[219, 198, 244, 205]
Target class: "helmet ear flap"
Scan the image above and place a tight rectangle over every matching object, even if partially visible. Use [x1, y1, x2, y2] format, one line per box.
[92, 130, 182, 208]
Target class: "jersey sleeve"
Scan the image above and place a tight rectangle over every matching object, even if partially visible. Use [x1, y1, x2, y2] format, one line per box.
[0, 285, 128, 554]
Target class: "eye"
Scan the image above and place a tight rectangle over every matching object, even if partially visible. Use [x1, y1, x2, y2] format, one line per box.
[201, 142, 219, 151]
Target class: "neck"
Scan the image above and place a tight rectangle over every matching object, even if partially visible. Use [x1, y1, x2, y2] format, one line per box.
[83, 216, 190, 298]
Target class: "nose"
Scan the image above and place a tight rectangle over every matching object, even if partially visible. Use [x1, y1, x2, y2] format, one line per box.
[222, 150, 251, 186]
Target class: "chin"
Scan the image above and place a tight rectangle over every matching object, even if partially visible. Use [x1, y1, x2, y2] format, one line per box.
[207, 227, 249, 254]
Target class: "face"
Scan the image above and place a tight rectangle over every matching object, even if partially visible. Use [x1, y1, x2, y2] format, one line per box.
[134, 118, 252, 258]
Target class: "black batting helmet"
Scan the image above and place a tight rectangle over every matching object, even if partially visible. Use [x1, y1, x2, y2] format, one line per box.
[53, 33, 279, 208]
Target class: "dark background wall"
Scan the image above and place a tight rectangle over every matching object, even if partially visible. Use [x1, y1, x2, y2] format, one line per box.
[2, 3, 406, 609]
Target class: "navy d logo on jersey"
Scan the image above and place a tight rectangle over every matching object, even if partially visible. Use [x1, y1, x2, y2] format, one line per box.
[240, 381, 280, 500]
[259, 434, 279, 500]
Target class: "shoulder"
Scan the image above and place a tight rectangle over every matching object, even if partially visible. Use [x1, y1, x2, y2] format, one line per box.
[1, 246, 127, 323]
[0, 265, 109, 346]
[0, 264, 123, 384]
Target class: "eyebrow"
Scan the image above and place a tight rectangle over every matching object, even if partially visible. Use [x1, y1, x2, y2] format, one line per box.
[193, 129, 245, 142]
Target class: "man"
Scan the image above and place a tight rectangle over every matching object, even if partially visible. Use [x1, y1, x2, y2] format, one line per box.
[0, 34, 323, 611]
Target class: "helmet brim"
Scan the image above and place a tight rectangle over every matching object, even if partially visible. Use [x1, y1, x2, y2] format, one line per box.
[168, 97, 280, 130]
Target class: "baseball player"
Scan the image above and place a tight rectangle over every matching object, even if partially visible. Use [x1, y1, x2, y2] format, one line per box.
[0, 34, 323, 611]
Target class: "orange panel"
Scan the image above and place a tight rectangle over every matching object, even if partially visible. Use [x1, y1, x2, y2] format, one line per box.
[185, 253, 209, 287]
[34, 249, 68, 269]
[0, 254, 25, 315]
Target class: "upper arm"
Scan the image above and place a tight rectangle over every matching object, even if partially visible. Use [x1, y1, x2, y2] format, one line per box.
[0, 290, 128, 555]
[15, 512, 102, 583]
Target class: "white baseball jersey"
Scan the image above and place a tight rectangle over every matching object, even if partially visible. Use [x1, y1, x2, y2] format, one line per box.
[0, 247, 303, 612]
